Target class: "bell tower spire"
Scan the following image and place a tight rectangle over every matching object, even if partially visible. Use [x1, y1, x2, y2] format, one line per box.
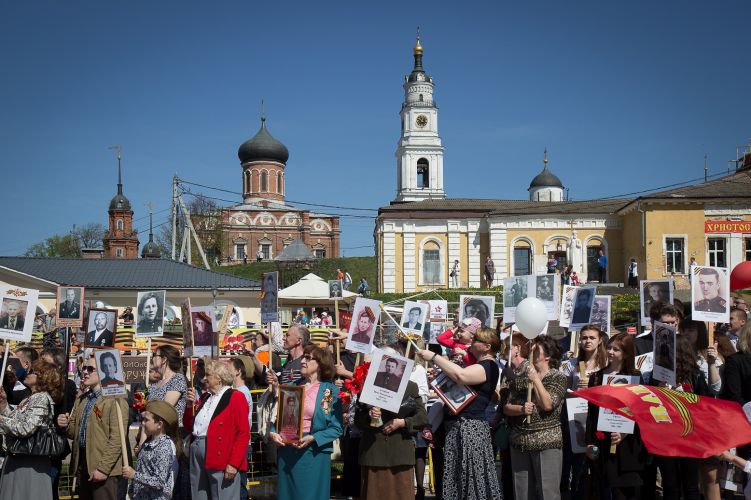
[394, 31, 446, 202]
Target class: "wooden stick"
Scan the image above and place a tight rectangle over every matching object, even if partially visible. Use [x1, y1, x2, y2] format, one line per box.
[335, 339, 341, 365]
[570, 330, 580, 359]
[405, 339, 412, 358]
[526, 343, 535, 424]
[334, 300, 340, 331]
[145, 338, 153, 388]
[610, 441, 617, 454]
[0, 341, 9, 389]
[355, 353, 361, 367]
[116, 402, 129, 468]
[378, 303, 421, 352]
[706, 322, 714, 348]
[578, 361, 586, 384]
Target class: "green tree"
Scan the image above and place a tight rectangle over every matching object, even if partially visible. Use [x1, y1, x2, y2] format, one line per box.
[25, 234, 81, 257]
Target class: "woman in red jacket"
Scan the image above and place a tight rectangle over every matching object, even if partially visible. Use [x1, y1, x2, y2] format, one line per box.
[186, 359, 250, 500]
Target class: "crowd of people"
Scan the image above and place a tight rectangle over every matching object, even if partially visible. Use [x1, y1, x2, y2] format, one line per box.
[0, 295, 748, 500]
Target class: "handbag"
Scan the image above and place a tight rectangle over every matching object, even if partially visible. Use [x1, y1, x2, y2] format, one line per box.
[4, 396, 67, 459]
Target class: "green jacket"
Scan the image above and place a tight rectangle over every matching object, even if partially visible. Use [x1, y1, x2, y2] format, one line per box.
[355, 381, 427, 468]
[66, 390, 129, 477]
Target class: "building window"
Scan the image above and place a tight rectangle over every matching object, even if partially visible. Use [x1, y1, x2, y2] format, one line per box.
[419, 94, 424, 102]
[417, 158, 429, 188]
[422, 241, 441, 285]
[261, 244, 271, 260]
[708, 238, 726, 267]
[244, 171, 250, 193]
[665, 237, 685, 273]
[514, 248, 531, 276]
[261, 171, 268, 192]
[586, 246, 601, 282]
[115, 248, 123, 257]
[746, 238, 751, 261]
[277, 172, 282, 194]
[314, 248, 326, 259]
[235, 244, 246, 260]
[116, 219, 124, 231]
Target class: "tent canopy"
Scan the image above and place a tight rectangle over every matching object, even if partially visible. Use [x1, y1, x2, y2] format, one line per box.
[278, 273, 358, 305]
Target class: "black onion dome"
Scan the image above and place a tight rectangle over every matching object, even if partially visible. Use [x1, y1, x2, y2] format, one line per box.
[141, 241, 161, 259]
[529, 166, 564, 189]
[109, 193, 131, 211]
[238, 117, 289, 164]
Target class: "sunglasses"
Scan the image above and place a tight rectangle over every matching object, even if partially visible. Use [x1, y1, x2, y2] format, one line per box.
[302, 354, 315, 361]
[82, 366, 97, 374]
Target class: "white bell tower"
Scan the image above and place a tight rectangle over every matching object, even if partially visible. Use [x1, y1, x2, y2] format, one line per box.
[395, 33, 445, 202]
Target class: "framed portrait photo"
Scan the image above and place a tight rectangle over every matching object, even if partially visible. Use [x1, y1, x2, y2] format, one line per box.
[181, 298, 193, 356]
[56, 286, 85, 328]
[359, 349, 414, 413]
[135, 290, 166, 337]
[458, 295, 495, 328]
[190, 306, 216, 357]
[84, 308, 117, 348]
[328, 280, 343, 300]
[431, 371, 477, 415]
[400, 300, 429, 336]
[94, 348, 127, 397]
[559, 285, 578, 328]
[0, 286, 39, 343]
[569, 287, 596, 331]
[277, 385, 305, 444]
[652, 321, 677, 386]
[345, 297, 382, 354]
[261, 271, 279, 323]
[639, 280, 673, 326]
[691, 266, 730, 323]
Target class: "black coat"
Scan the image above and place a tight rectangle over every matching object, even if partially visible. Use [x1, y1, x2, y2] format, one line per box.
[721, 352, 751, 405]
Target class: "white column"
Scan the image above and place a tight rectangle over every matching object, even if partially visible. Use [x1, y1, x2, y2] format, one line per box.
[382, 228, 396, 293]
[729, 233, 743, 271]
[489, 226, 508, 278]
[468, 220, 482, 287]
[403, 231, 416, 293]
[447, 221, 461, 288]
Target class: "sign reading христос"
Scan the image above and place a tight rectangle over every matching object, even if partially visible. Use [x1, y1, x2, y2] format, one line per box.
[704, 220, 751, 233]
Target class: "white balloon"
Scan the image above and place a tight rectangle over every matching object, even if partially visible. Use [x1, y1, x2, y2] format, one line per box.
[515, 297, 548, 340]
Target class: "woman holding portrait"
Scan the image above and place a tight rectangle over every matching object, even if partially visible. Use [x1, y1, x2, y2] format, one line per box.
[416, 327, 502, 499]
[0, 359, 63, 498]
[268, 345, 343, 500]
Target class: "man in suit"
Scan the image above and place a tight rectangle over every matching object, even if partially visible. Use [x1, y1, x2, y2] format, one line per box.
[0, 301, 24, 331]
[86, 312, 114, 347]
[373, 358, 401, 392]
[695, 268, 727, 313]
[571, 289, 594, 325]
[59, 288, 81, 319]
[402, 307, 423, 331]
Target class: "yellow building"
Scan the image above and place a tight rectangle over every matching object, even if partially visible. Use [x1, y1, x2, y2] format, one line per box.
[375, 38, 751, 293]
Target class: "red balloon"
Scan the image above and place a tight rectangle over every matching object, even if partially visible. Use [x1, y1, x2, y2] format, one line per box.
[730, 261, 751, 291]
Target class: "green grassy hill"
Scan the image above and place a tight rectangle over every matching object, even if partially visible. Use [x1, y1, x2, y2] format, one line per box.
[215, 256, 377, 291]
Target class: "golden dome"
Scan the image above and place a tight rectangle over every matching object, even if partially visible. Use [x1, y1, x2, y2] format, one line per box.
[413, 36, 423, 55]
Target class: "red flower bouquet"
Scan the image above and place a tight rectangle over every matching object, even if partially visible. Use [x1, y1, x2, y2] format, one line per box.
[132, 389, 149, 411]
[595, 431, 605, 441]
[340, 362, 370, 408]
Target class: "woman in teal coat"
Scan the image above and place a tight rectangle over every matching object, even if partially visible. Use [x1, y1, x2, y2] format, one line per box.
[269, 345, 343, 499]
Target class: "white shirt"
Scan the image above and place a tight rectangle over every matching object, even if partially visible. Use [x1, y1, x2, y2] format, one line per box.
[192, 386, 230, 437]
[409, 364, 430, 404]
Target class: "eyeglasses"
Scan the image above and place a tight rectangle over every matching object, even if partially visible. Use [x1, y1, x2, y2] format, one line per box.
[302, 354, 315, 361]
[82, 366, 96, 373]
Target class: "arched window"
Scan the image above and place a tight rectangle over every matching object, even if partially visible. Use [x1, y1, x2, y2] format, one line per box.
[417, 158, 429, 188]
[419, 94, 424, 102]
[261, 171, 268, 192]
[115, 248, 123, 257]
[422, 240, 441, 285]
[116, 219, 124, 231]
[277, 172, 283, 194]
[244, 171, 250, 193]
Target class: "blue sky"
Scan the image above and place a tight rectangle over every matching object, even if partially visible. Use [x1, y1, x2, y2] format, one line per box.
[2, 1, 750, 257]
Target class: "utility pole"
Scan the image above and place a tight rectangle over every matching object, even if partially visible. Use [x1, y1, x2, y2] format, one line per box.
[171, 176, 178, 260]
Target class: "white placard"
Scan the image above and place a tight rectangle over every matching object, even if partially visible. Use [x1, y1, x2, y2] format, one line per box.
[591, 295, 611, 335]
[345, 298, 382, 355]
[426, 300, 448, 321]
[652, 321, 676, 386]
[566, 397, 590, 454]
[95, 348, 127, 397]
[503, 276, 528, 323]
[359, 348, 414, 413]
[691, 266, 730, 323]
[635, 353, 654, 379]
[459, 295, 495, 328]
[639, 280, 673, 326]
[559, 285, 578, 328]
[596, 374, 639, 434]
[400, 300, 429, 337]
[0, 286, 39, 342]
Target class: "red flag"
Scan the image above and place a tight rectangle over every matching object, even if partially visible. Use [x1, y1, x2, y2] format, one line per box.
[573, 384, 751, 458]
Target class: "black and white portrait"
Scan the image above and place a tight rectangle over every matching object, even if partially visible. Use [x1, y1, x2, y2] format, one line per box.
[135, 290, 166, 337]
[57, 286, 84, 326]
[459, 295, 494, 328]
[328, 280, 343, 299]
[400, 300, 428, 336]
[431, 371, 476, 415]
[95, 348, 126, 396]
[652, 321, 676, 386]
[85, 308, 117, 348]
[261, 271, 279, 323]
[536, 275, 554, 302]
[570, 287, 595, 329]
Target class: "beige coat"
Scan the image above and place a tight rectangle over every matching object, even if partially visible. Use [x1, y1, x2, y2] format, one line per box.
[66, 391, 128, 477]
